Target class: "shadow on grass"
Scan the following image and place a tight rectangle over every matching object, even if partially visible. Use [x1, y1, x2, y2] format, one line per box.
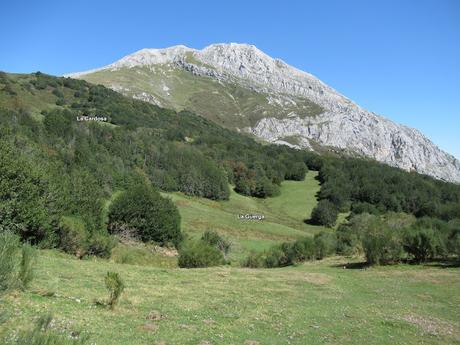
[330, 261, 370, 269]
[304, 218, 324, 226]
[421, 259, 460, 269]
[331, 258, 460, 270]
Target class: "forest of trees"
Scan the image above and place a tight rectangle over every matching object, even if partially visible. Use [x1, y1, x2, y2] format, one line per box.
[1, 72, 460, 264]
[307, 157, 460, 227]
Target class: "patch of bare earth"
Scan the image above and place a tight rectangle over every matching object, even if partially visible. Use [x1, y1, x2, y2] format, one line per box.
[141, 322, 159, 332]
[400, 314, 458, 338]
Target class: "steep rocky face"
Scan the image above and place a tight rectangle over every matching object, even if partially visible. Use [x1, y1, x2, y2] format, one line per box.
[68, 43, 460, 183]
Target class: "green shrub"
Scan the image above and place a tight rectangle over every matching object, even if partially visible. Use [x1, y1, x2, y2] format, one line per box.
[403, 228, 444, 262]
[450, 230, 460, 258]
[241, 251, 265, 268]
[201, 231, 232, 258]
[13, 314, 89, 345]
[0, 231, 19, 294]
[108, 184, 182, 246]
[279, 242, 300, 265]
[242, 237, 318, 269]
[280, 238, 316, 265]
[234, 177, 252, 196]
[86, 234, 116, 258]
[447, 220, 460, 257]
[58, 216, 88, 257]
[264, 247, 287, 268]
[362, 226, 404, 265]
[314, 232, 337, 259]
[296, 237, 317, 261]
[336, 224, 363, 255]
[55, 98, 66, 106]
[19, 243, 35, 290]
[43, 109, 72, 138]
[351, 202, 381, 215]
[104, 272, 125, 310]
[310, 200, 338, 227]
[178, 240, 225, 268]
[253, 177, 280, 198]
[0, 142, 51, 244]
[336, 213, 383, 256]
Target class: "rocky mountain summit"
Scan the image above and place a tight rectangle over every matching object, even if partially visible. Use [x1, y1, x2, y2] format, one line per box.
[69, 43, 460, 183]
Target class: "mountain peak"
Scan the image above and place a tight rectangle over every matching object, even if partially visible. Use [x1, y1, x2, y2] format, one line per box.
[70, 43, 460, 183]
[203, 42, 262, 54]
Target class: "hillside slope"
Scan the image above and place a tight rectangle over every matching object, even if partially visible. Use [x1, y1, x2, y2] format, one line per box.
[164, 172, 336, 261]
[70, 43, 460, 183]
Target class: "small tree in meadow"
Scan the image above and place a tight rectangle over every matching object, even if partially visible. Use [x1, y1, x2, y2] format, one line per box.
[105, 271, 125, 310]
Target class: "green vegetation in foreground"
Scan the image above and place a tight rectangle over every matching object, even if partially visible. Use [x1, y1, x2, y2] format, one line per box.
[164, 172, 340, 261]
[1, 252, 459, 345]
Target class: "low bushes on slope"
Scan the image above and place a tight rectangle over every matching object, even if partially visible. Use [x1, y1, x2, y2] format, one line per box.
[178, 240, 225, 268]
[243, 213, 460, 268]
[201, 230, 232, 259]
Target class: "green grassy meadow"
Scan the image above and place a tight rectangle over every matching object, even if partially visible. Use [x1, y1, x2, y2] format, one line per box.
[1, 253, 459, 345]
[1, 172, 459, 345]
[164, 172, 329, 261]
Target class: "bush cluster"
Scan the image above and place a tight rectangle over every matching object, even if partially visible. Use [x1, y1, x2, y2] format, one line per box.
[244, 213, 460, 268]
[337, 213, 460, 265]
[108, 183, 182, 247]
[201, 231, 232, 259]
[178, 240, 225, 268]
[242, 233, 333, 268]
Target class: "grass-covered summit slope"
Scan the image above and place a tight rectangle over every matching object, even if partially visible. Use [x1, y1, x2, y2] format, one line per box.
[77, 65, 324, 130]
[1, 251, 459, 345]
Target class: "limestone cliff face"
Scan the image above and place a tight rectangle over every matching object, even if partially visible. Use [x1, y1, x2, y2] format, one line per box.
[69, 43, 460, 183]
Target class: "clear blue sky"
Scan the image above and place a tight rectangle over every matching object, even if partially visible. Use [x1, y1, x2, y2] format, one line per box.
[1, 0, 459, 158]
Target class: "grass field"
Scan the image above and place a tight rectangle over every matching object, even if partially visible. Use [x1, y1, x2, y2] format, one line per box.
[1, 252, 459, 345]
[1, 173, 459, 344]
[163, 172, 331, 261]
